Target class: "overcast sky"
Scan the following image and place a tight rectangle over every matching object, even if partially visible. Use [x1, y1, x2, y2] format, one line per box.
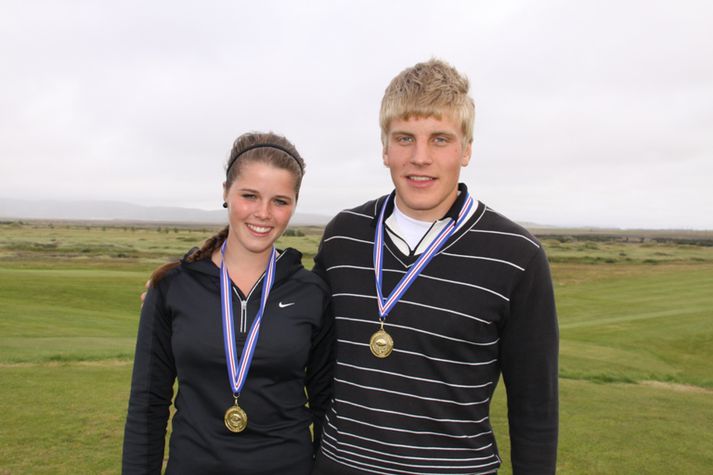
[2, 0, 712, 229]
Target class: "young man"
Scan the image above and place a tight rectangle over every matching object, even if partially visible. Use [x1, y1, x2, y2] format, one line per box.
[311, 59, 558, 474]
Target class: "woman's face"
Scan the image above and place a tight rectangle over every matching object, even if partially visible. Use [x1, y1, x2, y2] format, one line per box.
[223, 161, 297, 257]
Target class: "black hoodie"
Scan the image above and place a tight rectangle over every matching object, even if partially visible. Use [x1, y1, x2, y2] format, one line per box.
[122, 247, 334, 475]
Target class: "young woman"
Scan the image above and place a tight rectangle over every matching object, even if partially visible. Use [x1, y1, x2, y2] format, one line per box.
[122, 132, 334, 474]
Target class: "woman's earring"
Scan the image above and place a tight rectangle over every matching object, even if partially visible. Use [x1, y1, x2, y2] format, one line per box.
[222, 202, 228, 209]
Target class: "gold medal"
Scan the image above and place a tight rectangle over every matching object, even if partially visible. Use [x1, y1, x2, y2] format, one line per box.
[369, 322, 394, 358]
[224, 402, 248, 433]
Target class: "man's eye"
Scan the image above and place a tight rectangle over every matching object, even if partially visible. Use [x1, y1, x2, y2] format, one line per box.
[397, 136, 413, 144]
[434, 136, 449, 144]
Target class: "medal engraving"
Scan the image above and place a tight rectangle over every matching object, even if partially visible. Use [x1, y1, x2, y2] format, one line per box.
[370, 329, 394, 358]
[224, 404, 248, 433]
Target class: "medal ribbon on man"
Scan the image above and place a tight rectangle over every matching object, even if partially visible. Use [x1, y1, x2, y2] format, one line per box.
[220, 241, 277, 431]
[371, 191, 474, 357]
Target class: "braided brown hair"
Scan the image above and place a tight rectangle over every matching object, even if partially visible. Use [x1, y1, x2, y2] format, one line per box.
[148, 226, 229, 285]
[148, 132, 305, 287]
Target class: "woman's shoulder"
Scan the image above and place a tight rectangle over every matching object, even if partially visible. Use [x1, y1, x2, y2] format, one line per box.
[279, 247, 329, 294]
[152, 248, 218, 288]
[293, 266, 329, 291]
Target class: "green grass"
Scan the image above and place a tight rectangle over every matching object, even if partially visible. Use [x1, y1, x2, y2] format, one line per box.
[541, 236, 713, 264]
[0, 362, 132, 474]
[1, 221, 713, 473]
[555, 264, 713, 388]
[489, 378, 713, 474]
[0, 221, 220, 258]
[0, 266, 146, 363]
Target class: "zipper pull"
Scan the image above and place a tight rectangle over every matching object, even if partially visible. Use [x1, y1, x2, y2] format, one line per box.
[240, 300, 247, 334]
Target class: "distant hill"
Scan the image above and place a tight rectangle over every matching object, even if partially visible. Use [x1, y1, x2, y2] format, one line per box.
[0, 198, 331, 226]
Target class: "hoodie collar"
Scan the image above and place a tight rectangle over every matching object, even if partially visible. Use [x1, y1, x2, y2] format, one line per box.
[181, 246, 304, 287]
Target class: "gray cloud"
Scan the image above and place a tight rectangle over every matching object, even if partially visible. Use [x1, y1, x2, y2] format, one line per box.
[1, 0, 711, 228]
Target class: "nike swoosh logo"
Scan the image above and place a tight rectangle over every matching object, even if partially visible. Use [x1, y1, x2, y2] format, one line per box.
[278, 302, 295, 308]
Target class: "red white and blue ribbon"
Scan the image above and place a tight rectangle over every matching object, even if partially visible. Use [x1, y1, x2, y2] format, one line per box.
[373, 191, 474, 320]
[220, 241, 277, 397]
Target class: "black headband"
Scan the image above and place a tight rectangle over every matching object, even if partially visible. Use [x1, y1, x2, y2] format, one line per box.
[226, 143, 304, 176]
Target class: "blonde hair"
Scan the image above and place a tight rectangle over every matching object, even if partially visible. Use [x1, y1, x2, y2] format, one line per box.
[379, 58, 475, 148]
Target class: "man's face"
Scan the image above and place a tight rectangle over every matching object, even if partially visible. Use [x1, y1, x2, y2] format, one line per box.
[383, 114, 471, 222]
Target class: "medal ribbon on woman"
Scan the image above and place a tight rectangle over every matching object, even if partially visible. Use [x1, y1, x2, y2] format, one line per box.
[220, 241, 277, 432]
[371, 191, 474, 358]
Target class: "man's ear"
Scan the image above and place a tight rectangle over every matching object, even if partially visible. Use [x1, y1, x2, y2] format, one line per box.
[461, 142, 473, 167]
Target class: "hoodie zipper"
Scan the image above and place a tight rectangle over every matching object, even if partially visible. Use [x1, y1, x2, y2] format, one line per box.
[239, 299, 247, 333]
[229, 250, 285, 334]
[233, 287, 256, 334]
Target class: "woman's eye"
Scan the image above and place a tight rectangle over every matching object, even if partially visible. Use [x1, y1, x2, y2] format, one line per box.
[241, 193, 256, 200]
[274, 199, 289, 206]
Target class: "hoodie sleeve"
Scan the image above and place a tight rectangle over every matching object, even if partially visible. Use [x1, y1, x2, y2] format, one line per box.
[122, 282, 176, 475]
[304, 280, 335, 456]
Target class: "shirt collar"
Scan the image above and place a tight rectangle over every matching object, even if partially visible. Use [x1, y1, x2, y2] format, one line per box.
[373, 182, 470, 226]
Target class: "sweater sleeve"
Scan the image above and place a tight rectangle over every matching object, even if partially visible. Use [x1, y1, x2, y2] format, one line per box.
[122, 283, 176, 475]
[500, 246, 559, 474]
[304, 283, 335, 455]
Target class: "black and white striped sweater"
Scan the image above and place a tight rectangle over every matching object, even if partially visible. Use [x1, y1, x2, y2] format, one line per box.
[313, 185, 558, 475]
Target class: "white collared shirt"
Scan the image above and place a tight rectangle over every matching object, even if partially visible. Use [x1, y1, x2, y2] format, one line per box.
[385, 197, 479, 256]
